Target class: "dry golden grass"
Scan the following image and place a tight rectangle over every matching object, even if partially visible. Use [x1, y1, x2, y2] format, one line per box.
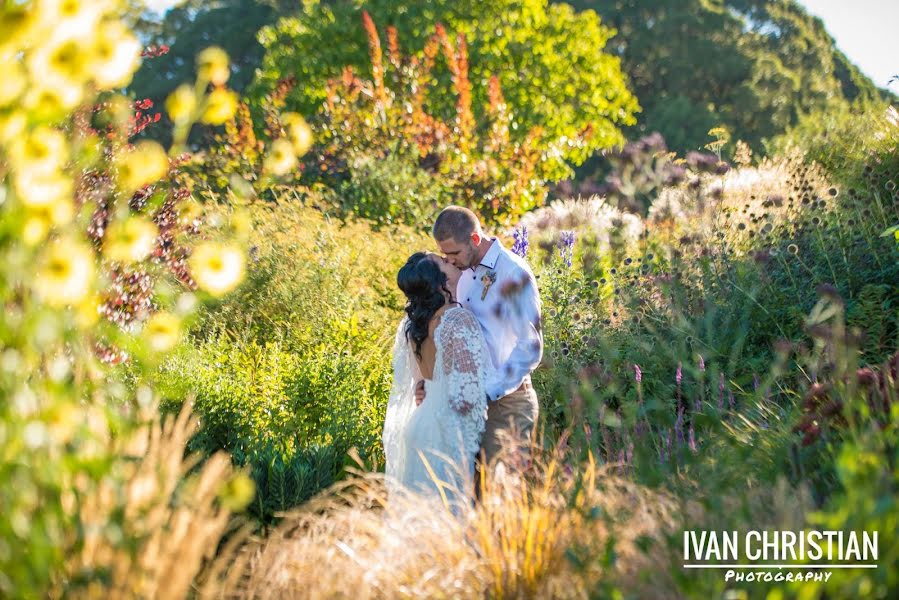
[215, 450, 681, 600]
[53, 402, 251, 600]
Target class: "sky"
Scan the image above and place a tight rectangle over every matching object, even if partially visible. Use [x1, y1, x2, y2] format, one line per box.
[798, 0, 898, 94]
[142, 0, 898, 95]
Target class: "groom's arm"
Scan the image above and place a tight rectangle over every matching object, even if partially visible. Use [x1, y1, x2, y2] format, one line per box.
[414, 379, 425, 406]
[486, 273, 543, 402]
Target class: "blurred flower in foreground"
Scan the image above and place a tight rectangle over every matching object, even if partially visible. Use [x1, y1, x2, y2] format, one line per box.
[282, 112, 313, 156]
[0, 60, 26, 106]
[143, 311, 181, 353]
[14, 170, 73, 212]
[263, 139, 297, 176]
[115, 141, 169, 192]
[104, 217, 158, 263]
[197, 46, 230, 86]
[165, 84, 197, 123]
[9, 126, 68, 174]
[189, 242, 245, 297]
[35, 237, 94, 307]
[91, 20, 141, 89]
[202, 88, 238, 125]
[219, 472, 256, 511]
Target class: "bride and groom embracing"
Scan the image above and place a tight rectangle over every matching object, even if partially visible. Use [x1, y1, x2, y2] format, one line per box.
[382, 206, 543, 509]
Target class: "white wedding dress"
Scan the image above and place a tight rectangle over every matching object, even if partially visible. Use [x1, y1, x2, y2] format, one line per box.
[382, 306, 492, 511]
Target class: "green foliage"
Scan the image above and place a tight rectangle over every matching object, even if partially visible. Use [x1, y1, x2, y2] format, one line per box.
[158, 329, 390, 521]
[154, 203, 427, 519]
[129, 0, 279, 133]
[331, 152, 447, 226]
[300, 15, 576, 225]
[251, 0, 639, 167]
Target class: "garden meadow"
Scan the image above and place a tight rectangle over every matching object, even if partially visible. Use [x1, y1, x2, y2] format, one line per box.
[0, 0, 897, 598]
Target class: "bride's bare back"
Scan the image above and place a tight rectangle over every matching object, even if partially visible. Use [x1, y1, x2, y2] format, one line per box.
[415, 304, 452, 380]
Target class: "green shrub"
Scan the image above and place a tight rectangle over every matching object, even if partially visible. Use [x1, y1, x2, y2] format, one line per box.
[156, 202, 425, 519]
[252, 0, 638, 167]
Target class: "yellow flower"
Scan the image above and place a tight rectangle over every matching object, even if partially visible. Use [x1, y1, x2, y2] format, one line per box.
[104, 217, 158, 263]
[29, 200, 75, 232]
[22, 216, 51, 246]
[9, 126, 69, 174]
[218, 472, 256, 511]
[23, 83, 83, 122]
[13, 171, 73, 210]
[143, 312, 181, 353]
[91, 20, 140, 90]
[263, 139, 297, 176]
[116, 141, 169, 192]
[177, 198, 204, 224]
[196, 46, 230, 86]
[189, 242, 245, 297]
[28, 32, 93, 88]
[165, 84, 197, 123]
[75, 293, 100, 328]
[201, 88, 238, 125]
[229, 209, 253, 240]
[0, 7, 40, 54]
[35, 237, 95, 307]
[0, 60, 26, 107]
[0, 110, 26, 144]
[37, 0, 107, 39]
[282, 112, 313, 157]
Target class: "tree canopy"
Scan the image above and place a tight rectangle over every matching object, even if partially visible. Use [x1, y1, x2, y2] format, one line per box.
[567, 0, 891, 155]
[247, 0, 640, 165]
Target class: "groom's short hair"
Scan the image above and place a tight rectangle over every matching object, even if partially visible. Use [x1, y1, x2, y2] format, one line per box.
[433, 206, 480, 242]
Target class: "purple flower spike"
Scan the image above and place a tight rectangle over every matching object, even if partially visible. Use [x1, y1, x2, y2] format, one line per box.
[634, 364, 642, 383]
[676, 363, 683, 384]
[558, 230, 575, 267]
[698, 355, 705, 372]
[511, 225, 529, 258]
[688, 423, 697, 452]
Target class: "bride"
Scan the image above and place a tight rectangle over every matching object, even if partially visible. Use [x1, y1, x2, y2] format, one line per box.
[382, 252, 493, 510]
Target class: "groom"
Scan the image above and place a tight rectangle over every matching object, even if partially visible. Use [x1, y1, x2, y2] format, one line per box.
[415, 206, 543, 467]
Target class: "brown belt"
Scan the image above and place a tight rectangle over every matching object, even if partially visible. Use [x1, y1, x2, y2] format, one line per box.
[514, 376, 533, 393]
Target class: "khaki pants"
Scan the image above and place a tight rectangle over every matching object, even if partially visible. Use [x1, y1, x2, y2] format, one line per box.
[481, 378, 539, 466]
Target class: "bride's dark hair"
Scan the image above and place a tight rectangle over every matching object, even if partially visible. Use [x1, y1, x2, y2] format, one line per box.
[397, 252, 456, 359]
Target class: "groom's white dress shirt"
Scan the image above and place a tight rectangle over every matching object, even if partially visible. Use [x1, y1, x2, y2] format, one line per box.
[456, 239, 543, 402]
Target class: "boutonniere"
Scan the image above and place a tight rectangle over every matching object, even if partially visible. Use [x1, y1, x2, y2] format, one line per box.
[480, 270, 498, 300]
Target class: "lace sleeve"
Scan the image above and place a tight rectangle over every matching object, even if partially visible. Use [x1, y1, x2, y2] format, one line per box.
[438, 309, 489, 455]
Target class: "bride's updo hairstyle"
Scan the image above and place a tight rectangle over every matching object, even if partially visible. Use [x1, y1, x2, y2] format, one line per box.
[397, 252, 454, 359]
